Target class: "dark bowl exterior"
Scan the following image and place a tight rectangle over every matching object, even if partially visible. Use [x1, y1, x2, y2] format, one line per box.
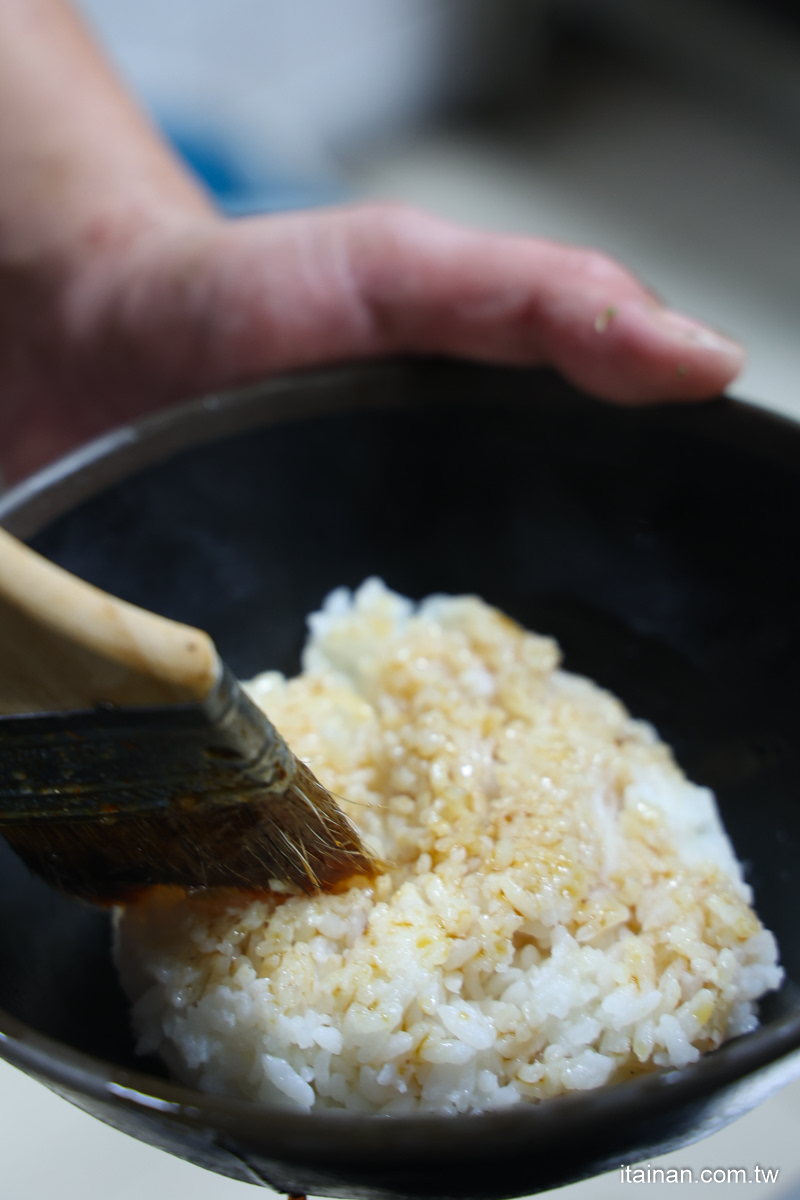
[2, 359, 800, 1199]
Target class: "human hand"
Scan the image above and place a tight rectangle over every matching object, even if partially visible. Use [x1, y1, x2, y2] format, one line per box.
[0, 1, 744, 486]
[0, 197, 744, 486]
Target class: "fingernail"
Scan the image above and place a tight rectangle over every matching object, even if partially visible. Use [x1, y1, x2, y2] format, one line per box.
[649, 307, 744, 360]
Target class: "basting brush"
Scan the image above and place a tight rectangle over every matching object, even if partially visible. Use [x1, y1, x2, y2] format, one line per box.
[0, 525, 375, 903]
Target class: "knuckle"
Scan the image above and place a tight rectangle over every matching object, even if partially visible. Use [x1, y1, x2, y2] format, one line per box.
[353, 201, 428, 237]
[571, 247, 633, 288]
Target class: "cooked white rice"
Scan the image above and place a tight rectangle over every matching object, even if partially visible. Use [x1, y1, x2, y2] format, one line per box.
[116, 579, 783, 1114]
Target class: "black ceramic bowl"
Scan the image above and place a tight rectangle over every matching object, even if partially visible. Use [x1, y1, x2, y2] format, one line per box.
[2, 360, 800, 1200]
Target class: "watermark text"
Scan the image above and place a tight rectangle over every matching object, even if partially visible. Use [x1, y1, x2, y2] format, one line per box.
[620, 1165, 780, 1184]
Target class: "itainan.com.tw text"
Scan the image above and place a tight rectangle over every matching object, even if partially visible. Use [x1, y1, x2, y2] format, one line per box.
[620, 1166, 780, 1184]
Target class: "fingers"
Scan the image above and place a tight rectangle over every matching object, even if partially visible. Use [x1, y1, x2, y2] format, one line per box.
[346, 207, 744, 401]
[143, 204, 742, 404]
[4, 202, 742, 485]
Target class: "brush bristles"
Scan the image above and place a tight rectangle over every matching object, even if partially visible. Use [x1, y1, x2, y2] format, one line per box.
[3, 760, 376, 904]
[249, 759, 377, 892]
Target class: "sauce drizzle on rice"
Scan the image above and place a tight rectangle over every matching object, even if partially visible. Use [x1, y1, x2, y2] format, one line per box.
[115, 580, 783, 1114]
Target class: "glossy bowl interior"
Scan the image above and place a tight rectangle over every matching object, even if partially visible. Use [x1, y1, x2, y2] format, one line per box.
[2, 359, 800, 1200]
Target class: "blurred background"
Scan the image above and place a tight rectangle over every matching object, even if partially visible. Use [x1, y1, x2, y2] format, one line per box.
[6, 1, 800, 1197]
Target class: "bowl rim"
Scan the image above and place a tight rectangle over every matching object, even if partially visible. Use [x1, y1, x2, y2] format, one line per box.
[2, 358, 800, 1156]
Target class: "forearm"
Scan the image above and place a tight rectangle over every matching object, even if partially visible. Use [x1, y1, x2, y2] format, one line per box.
[0, 0, 217, 476]
[0, 0, 211, 275]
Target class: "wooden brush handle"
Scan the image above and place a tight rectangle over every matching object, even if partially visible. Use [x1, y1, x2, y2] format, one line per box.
[0, 525, 220, 714]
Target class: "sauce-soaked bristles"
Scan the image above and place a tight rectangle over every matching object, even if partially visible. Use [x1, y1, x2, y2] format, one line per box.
[279, 760, 378, 886]
[3, 758, 377, 904]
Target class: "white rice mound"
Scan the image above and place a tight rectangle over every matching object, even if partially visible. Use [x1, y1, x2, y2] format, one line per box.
[116, 579, 783, 1115]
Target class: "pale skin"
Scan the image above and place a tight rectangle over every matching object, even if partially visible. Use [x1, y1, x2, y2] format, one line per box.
[0, 0, 745, 486]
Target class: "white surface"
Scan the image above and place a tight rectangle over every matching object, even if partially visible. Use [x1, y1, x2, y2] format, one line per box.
[0, 1056, 269, 1199]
